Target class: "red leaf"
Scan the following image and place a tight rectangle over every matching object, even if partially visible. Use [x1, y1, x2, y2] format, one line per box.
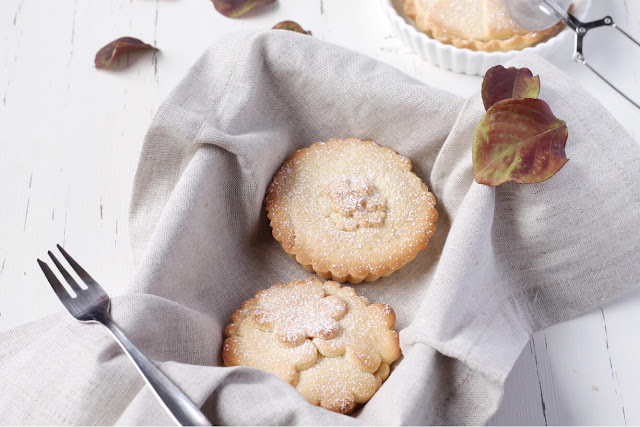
[212, 0, 276, 18]
[94, 37, 156, 69]
[473, 98, 569, 186]
[272, 20, 312, 35]
[482, 65, 540, 111]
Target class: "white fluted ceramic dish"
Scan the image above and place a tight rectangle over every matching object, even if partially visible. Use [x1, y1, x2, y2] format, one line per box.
[381, 0, 590, 75]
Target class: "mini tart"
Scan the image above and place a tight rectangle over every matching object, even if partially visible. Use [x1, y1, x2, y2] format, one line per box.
[403, 0, 565, 52]
[265, 138, 438, 283]
[222, 278, 401, 414]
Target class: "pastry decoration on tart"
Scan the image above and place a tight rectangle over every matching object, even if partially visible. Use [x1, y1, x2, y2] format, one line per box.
[265, 137, 438, 283]
[403, 0, 565, 52]
[222, 277, 401, 414]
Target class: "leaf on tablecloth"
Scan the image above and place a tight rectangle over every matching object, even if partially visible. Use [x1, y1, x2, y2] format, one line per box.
[481, 65, 540, 111]
[212, 0, 276, 18]
[473, 98, 568, 186]
[273, 20, 312, 35]
[94, 37, 156, 69]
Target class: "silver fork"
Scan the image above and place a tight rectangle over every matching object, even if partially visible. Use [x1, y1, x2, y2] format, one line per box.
[37, 244, 211, 426]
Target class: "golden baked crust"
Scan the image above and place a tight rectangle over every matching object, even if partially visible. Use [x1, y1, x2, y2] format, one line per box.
[265, 138, 438, 283]
[403, 0, 564, 52]
[222, 299, 318, 386]
[295, 356, 391, 414]
[312, 284, 401, 373]
[222, 278, 401, 414]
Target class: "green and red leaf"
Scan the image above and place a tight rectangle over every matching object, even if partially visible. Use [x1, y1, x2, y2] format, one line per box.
[94, 37, 156, 69]
[273, 20, 312, 35]
[482, 65, 540, 111]
[473, 98, 569, 186]
[212, 0, 276, 18]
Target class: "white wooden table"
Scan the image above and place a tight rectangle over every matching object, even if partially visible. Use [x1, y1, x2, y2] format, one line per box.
[1, 0, 638, 424]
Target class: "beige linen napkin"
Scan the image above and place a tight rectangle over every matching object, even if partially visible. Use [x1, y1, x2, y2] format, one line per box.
[2, 30, 639, 425]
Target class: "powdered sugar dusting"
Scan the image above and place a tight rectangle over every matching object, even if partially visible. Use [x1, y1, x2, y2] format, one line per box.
[265, 138, 438, 282]
[295, 356, 386, 413]
[252, 278, 347, 346]
[222, 278, 401, 414]
[319, 176, 387, 232]
[313, 288, 401, 373]
[222, 314, 318, 385]
[408, 0, 560, 51]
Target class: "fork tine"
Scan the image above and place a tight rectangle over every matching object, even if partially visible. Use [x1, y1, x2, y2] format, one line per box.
[57, 244, 98, 286]
[48, 251, 82, 290]
[37, 259, 70, 297]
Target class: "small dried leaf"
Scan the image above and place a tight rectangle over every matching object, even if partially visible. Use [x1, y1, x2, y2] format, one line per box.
[482, 65, 540, 111]
[273, 20, 312, 35]
[473, 98, 569, 186]
[95, 37, 155, 69]
[212, 0, 276, 18]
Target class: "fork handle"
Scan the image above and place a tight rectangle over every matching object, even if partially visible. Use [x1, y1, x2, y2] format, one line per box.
[100, 316, 211, 426]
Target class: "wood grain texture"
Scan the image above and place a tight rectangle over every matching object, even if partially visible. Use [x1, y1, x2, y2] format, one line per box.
[0, 0, 638, 424]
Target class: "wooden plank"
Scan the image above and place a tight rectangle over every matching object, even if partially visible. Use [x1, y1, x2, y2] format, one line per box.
[599, 288, 640, 425]
[535, 310, 627, 425]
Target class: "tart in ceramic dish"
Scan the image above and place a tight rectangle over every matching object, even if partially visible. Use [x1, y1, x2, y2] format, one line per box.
[403, 0, 564, 52]
[381, 0, 590, 75]
[265, 137, 438, 283]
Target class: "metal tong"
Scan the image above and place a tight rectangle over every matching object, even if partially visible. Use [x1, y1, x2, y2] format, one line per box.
[507, 0, 640, 110]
